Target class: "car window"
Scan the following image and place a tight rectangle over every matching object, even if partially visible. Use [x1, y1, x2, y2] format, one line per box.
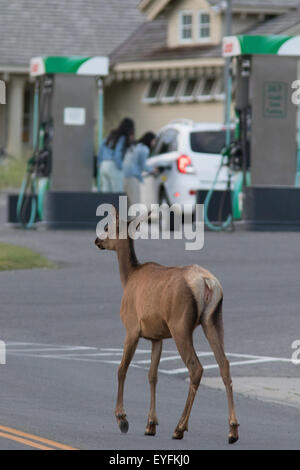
[190, 130, 234, 154]
[152, 129, 178, 155]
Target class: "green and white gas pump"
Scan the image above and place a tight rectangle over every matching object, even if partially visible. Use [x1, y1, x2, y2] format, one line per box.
[16, 56, 109, 228]
[223, 35, 300, 229]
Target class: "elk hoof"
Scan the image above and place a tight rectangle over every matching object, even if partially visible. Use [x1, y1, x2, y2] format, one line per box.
[228, 421, 239, 444]
[116, 414, 129, 433]
[145, 421, 157, 436]
[145, 429, 156, 436]
[119, 418, 129, 434]
[172, 430, 184, 440]
[228, 435, 239, 444]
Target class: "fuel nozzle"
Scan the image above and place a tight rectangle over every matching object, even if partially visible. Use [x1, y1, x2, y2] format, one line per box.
[222, 142, 243, 171]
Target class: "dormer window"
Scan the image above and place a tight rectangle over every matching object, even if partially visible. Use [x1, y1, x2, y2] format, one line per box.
[180, 11, 193, 43]
[179, 10, 212, 45]
[198, 11, 211, 41]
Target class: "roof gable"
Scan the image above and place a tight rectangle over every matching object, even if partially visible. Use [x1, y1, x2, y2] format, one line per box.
[139, 0, 172, 20]
[139, 0, 300, 20]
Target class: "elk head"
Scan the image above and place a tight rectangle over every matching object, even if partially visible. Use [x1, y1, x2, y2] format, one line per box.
[95, 205, 151, 252]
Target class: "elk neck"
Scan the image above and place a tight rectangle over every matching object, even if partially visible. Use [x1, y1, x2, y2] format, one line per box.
[116, 238, 139, 287]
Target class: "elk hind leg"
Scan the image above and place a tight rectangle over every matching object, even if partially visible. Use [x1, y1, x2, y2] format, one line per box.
[171, 331, 203, 440]
[145, 339, 162, 436]
[202, 299, 239, 444]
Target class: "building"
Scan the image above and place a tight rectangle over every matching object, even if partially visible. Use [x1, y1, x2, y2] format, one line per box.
[1, 0, 300, 157]
[107, 0, 300, 136]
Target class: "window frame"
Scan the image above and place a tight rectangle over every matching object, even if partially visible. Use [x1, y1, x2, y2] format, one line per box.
[142, 79, 164, 104]
[196, 76, 217, 102]
[213, 76, 225, 101]
[152, 128, 179, 155]
[161, 78, 181, 103]
[179, 11, 194, 44]
[197, 10, 211, 43]
[178, 78, 199, 103]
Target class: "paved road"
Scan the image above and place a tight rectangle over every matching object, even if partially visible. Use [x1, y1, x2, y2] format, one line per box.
[0, 222, 299, 450]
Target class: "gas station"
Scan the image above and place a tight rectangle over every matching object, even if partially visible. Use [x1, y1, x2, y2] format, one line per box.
[7, 36, 300, 231]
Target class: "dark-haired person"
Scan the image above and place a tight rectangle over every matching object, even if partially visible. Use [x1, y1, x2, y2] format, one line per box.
[123, 132, 157, 206]
[98, 118, 135, 192]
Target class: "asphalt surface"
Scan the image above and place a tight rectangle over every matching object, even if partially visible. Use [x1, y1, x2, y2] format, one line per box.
[0, 213, 299, 450]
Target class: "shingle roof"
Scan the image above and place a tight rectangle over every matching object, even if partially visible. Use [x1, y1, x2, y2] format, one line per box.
[247, 6, 300, 34]
[212, 0, 300, 9]
[0, 0, 144, 67]
[111, 1, 300, 65]
[140, 0, 300, 18]
[110, 16, 227, 64]
[111, 17, 168, 64]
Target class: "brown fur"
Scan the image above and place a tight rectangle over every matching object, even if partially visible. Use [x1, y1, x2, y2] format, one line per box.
[95, 207, 239, 442]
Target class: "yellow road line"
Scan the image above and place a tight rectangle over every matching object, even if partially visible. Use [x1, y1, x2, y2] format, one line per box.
[0, 431, 54, 450]
[0, 425, 77, 450]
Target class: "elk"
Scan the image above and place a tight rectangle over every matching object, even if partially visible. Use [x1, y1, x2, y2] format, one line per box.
[95, 207, 239, 443]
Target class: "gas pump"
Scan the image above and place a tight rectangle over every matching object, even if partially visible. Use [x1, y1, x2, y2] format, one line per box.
[223, 35, 300, 230]
[17, 76, 53, 227]
[15, 56, 109, 228]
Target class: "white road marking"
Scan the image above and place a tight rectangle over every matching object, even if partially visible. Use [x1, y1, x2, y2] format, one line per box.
[159, 358, 280, 375]
[7, 347, 97, 353]
[5, 342, 295, 376]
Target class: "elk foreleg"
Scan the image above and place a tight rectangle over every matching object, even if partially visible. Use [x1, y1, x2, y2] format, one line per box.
[115, 332, 139, 433]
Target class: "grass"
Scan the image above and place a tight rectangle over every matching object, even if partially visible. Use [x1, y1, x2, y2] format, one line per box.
[0, 242, 56, 271]
[0, 156, 27, 190]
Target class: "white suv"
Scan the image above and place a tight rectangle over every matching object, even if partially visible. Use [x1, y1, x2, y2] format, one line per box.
[140, 119, 235, 208]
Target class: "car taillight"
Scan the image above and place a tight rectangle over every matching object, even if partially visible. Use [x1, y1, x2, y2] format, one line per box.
[177, 155, 192, 174]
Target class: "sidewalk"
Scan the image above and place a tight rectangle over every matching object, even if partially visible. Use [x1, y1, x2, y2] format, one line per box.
[202, 377, 300, 411]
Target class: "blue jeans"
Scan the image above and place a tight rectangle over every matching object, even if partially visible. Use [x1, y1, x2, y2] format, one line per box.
[99, 160, 123, 193]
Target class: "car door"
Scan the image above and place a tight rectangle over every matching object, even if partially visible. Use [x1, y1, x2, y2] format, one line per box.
[148, 129, 179, 202]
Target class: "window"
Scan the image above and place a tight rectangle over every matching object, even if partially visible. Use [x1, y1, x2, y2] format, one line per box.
[190, 131, 234, 154]
[214, 76, 225, 100]
[153, 129, 178, 155]
[180, 79, 198, 102]
[143, 75, 224, 105]
[180, 12, 193, 43]
[203, 77, 215, 95]
[161, 79, 180, 103]
[197, 77, 216, 101]
[198, 11, 210, 40]
[143, 80, 162, 103]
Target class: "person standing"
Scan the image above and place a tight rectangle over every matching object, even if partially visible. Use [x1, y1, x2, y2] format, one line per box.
[98, 118, 135, 192]
[123, 132, 157, 206]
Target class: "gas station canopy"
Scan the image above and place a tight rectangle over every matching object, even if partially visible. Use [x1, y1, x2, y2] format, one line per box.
[30, 56, 109, 77]
[223, 35, 300, 57]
